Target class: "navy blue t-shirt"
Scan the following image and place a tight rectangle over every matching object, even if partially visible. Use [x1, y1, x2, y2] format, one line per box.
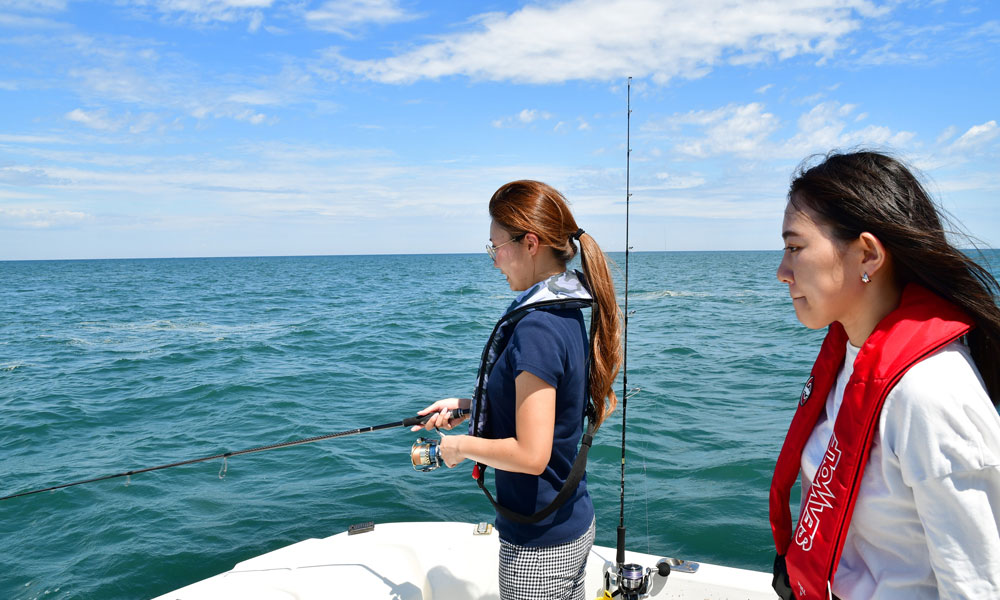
[486, 307, 594, 547]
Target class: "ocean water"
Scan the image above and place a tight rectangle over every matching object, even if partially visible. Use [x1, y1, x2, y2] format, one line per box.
[1, 251, 997, 599]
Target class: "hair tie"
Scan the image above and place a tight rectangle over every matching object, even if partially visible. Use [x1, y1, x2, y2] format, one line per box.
[572, 228, 585, 241]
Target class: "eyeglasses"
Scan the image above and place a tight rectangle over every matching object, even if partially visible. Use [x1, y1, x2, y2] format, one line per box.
[486, 234, 524, 261]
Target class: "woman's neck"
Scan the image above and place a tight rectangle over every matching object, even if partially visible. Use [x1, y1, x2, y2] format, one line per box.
[530, 253, 566, 287]
[842, 280, 903, 347]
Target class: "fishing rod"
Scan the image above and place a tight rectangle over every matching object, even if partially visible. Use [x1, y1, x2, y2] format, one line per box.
[617, 75, 634, 571]
[1, 408, 469, 502]
[602, 76, 673, 600]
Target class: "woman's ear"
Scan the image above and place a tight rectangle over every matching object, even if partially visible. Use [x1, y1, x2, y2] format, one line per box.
[857, 232, 888, 278]
[522, 232, 540, 255]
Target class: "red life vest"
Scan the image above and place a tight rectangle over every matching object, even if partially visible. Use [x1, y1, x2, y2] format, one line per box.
[769, 284, 974, 599]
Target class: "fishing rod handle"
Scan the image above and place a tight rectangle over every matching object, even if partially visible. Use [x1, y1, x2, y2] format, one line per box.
[402, 408, 470, 428]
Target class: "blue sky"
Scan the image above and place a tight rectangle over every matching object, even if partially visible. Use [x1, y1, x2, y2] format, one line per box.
[1, 0, 998, 260]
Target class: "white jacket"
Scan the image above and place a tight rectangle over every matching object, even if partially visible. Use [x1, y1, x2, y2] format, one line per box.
[801, 341, 1000, 599]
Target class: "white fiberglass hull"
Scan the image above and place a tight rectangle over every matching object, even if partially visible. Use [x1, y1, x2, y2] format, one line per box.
[155, 521, 777, 599]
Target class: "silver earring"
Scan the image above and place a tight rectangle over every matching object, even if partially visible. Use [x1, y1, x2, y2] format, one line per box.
[861, 272, 871, 284]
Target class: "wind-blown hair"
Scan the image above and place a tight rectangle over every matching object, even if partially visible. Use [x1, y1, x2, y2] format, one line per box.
[789, 150, 1000, 404]
[489, 180, 623, 428]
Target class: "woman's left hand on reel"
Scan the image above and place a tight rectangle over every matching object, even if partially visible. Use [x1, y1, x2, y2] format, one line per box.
[412, 397, 471, 468]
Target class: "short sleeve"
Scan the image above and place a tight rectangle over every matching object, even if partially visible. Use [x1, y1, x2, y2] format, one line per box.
[506, 312, 568, 390]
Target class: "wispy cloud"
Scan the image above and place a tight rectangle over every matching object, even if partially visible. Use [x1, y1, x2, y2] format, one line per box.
[0, 133, 70, 144]
[947, 120, 999, 152]
[305, 0, 419, 35]
[65, 108, 163, 133]
[0, 166, 70, 186]
[2, 0, 67, 13]
[651, 171, 706, 190]
[1, 29, 299, 128]
[0, 139, 519, 226]
[0, 206, 90, 229]
[854, 14, 1000, 66]
[492, 108, 553, 128]
[133, 0, 274, 28]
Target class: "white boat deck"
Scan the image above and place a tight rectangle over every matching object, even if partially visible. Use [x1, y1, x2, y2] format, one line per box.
[155, 521, 777, 599]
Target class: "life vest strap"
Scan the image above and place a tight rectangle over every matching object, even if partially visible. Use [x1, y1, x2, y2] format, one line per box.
[475, 417, 597, 525]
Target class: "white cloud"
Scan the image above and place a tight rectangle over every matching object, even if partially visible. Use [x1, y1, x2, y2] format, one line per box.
[0, 11, 67, 28]
[948, 120, 999, 152]
[1, 0, 67, 12]
[936, 125, 958, 145]
[518, 109, 547, 123]
[0, 141, 513, 228]
[651, 172, 706, 189]
[855, 42, 926, 66]
[784, 101, 914, 156]
[141, 0, 275, 27]
[248, 10, 263, 32]
[305, 0, 418, 35]
[645, 100, 918, 161]
[0, 206, 89, 229]
[852, 13, 1000, 68]
[53, 36, 310, 126]
[65, 108, 163, 133]
[492, 108, 553, 128]
[799, 92, 825, 105]
[233, 109, 269, 124]
[665, 103, 781, 157]
[0, 133, 69, 144]
[226, 90, 284, 105]
[66, 107, 116, 130]
[333, 0, 876, 84]
[0, 166, 68, 186]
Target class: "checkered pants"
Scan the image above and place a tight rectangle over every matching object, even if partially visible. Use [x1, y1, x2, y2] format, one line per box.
[498, 519, 596, 600]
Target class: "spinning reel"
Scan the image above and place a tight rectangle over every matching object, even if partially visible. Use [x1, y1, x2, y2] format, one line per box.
[601, 559, 683, 599]
[409, 408, 469, 472]
[618, 563, 656, 598]
[410, 437, 443, 472]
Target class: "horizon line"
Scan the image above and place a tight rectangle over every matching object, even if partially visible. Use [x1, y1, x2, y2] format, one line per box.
[1, 249, 803, 263]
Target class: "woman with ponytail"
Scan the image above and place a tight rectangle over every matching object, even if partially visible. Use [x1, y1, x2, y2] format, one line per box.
[770, 151, 1000, 599]
[413, 180, 621, 600]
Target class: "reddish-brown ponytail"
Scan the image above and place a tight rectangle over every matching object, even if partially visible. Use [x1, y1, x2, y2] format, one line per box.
[489, 180, 623, 427]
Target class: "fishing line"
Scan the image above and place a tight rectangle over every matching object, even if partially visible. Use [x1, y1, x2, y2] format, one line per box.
[1, 408, 469, 502]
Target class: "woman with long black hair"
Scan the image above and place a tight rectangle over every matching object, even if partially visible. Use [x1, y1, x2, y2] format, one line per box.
[770, 150, 1000, 599]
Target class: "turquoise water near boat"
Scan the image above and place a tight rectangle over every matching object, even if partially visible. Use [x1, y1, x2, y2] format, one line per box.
[3, 251, 998, 599]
